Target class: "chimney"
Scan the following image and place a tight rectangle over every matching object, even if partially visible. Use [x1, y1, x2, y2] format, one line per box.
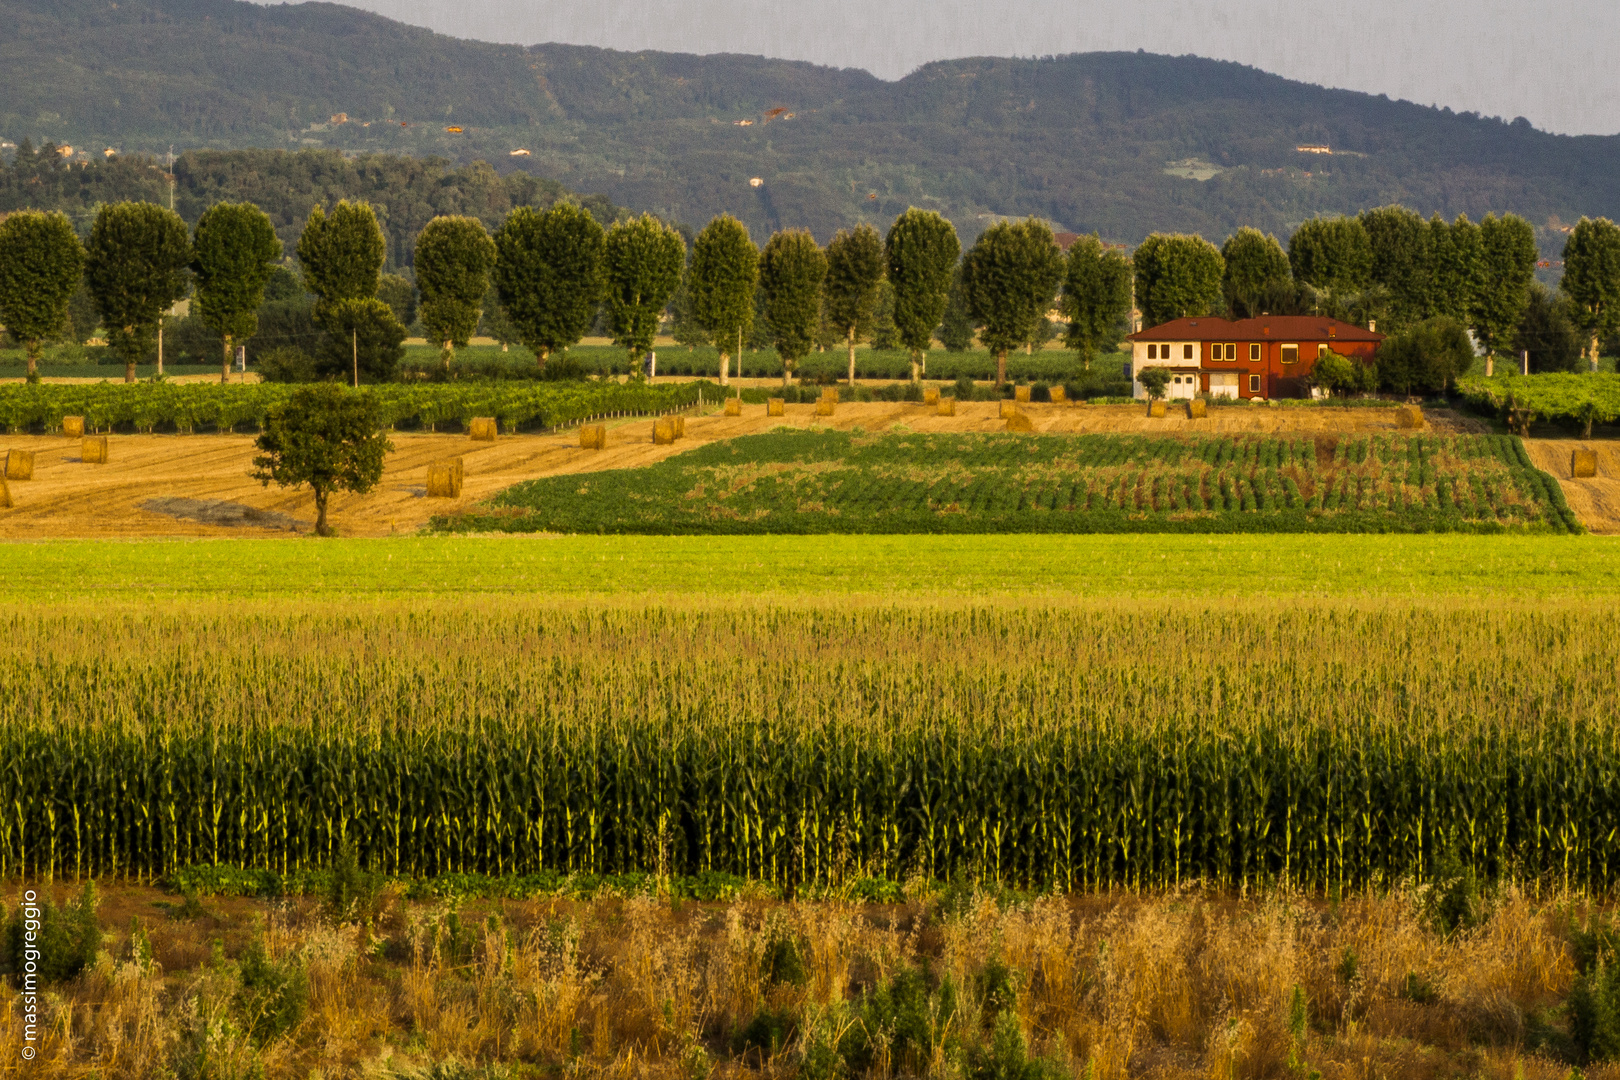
[1368, 319, 1377, 333]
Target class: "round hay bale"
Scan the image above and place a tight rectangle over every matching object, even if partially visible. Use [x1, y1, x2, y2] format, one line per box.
[61, 416, 85, 438]
[82, 435, 108, 464]
[674, 415, 687, 437]
[1396, 405, 1424, 429]
[1572, 449, 1599, 478]
[579, 424, 606, 450]
[1148, 400, 1167, 418]
[724, 397, 742, 416]
[0, 474, 11, 509]
[653, 418, 676, 445]
[767, 398, 786, 417]
[426, 462, 462, 498]
[1014, 385, 1031, 403]
[1187, 399, 1208, 419]
[815, 399, 835, 416]
[4, 449, 34, 481]
[1005, 410, 1034, 432]
[1049, 386, 1066, 403]
[923, 388, 941, 405]
[469, 416, 498, 441]
[938, 398, 956, 416]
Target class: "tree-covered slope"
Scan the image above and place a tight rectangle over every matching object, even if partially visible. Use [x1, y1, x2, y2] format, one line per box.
[4, 0, 1617, 246]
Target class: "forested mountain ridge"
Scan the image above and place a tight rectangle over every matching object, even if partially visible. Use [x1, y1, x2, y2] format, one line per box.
[5, 0, 1618, 248]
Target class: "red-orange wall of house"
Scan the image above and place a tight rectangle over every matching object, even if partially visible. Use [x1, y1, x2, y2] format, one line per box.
[1199, 339, 1379, 398]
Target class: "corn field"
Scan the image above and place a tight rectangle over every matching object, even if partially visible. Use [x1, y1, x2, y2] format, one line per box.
[1, 598, 1616, 891]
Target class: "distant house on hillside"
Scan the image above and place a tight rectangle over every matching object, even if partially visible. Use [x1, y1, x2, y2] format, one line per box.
[1126, 315, 1382, 400]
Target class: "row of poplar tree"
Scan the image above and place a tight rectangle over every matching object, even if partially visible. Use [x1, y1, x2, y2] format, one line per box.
[3, 198, 1619, 388]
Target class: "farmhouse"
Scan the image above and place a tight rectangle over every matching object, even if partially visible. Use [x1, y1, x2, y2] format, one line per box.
[1126, 315, 1383, 400]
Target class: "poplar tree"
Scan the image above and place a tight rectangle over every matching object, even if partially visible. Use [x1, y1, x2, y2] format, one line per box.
[1060, 234, 1132, 370]
[1219, 228, 1292, 319]
[296, 201, 401, 384]
[84, 201, 191, 384]
[1132, 233, 1223, 329]
[884, 209, 959, 383]
[690, 214, 758, 386]
[191, 201, 282, 384]
[414, 215, 498, 372]
[961, 219, 1064, 386]
[492, 203, 605, 371]
[1288, 216, 1373, 308]
[1429, 214, 1481, 325]
[759, 229, 828, 387]
[604, 214, 685, 374]
[1561, 217, 1620, 370]
[1360, 205, 1432, 332]
[823, 224, 885, 385]
[1470, 213, 1538, 364]
[0, 210, 84, 381]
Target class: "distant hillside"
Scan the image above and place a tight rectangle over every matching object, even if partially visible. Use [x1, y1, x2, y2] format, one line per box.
[5, 0, 1618, 248]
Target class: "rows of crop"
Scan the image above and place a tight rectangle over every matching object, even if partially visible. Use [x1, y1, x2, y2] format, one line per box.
[1456, 372, 1620, 429]
[445, 431, 1577, 534]
[0, 599, 1614, 891]
[0, 380, 721, 435]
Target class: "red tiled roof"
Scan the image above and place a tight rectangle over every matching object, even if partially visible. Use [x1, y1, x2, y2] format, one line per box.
[1127, 316, 1383, 342]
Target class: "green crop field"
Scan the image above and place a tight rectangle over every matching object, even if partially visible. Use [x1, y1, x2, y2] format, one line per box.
[3, 591, 1618, 892]
[439, 430, 1579, 536]
[5, 533, 1620, 601]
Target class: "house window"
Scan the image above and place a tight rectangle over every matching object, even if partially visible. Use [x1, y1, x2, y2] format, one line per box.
[1249, 343, 1261, 361]
[1318, 344, 1330, 358]
[1183, 343, 1195, 360]
[1281, 345, 1299, 364]
[1147, 343, 1158, 359]
[1224, 342, 1237, 361]
[1249, 374, 1261, 393]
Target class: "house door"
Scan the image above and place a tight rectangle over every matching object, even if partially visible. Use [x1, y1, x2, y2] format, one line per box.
[1169, 373, 1197, 399]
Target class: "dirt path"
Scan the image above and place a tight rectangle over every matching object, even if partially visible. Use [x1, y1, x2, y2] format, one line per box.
[0, 401, 1513, 539]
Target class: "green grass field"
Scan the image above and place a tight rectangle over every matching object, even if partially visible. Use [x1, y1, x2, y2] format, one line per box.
[438, 430, 1579, 536]
[4, 532, 1619, 601]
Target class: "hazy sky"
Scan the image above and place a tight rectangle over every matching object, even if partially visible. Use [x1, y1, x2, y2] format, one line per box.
[280, 0, 1620, 136]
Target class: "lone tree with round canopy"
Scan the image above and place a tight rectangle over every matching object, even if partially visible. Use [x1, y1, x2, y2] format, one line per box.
[1060, 234, 1132, 371]
[759, 229, 828, 388]
[884, 208, 959, 383]
[603, 214, 685, 375]
[961, 218, 1064, 386]
[191, 201, 282, 385]
[251, 384, 393, 537]
[84, 201, 191, 384]
[492, 202, 605, 371]
[823, 223, 885, 385]
[0, 210, 85, 381]
[691, 214, 759, 386]
[1469, 213, 1538, 367]
[415, 215, 498, 372]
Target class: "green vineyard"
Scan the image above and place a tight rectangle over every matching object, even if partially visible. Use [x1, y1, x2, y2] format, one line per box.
[442, 430, 1580, 534]
[0, 379, 716, 435]
[2, 599, 1615, 891]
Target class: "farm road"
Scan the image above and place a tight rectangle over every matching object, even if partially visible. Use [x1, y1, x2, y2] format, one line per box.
[0, 400, 1573, 539]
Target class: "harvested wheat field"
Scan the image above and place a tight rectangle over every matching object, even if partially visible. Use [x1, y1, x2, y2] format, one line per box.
[0, 400, 1602, 538]
[1523, 440, 1620, 535]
